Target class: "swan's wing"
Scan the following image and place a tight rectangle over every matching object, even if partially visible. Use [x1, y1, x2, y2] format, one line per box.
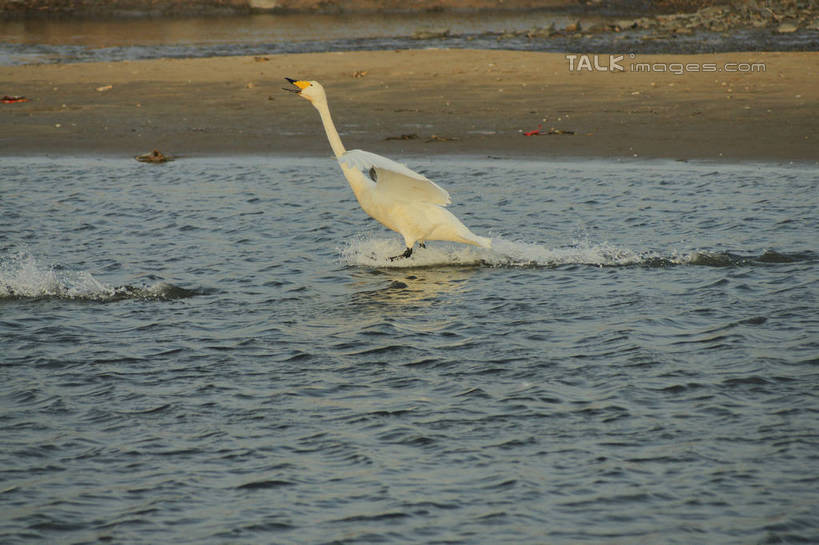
[339, 149, 451, 206]
[339, 149, 423, 180]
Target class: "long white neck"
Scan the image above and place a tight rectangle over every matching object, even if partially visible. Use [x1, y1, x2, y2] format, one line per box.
[314, 98, 346, 158]
[312, 94, 371, 203]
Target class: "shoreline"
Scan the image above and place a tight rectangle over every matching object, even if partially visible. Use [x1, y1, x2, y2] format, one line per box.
[5, 152, 816, 170]
[1, 50, 817, 162]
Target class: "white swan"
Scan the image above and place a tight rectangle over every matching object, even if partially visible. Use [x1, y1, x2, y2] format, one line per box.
[284, 78, 491, 261]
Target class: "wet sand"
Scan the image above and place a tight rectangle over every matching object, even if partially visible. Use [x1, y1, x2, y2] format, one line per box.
[1, 49, 817, 160]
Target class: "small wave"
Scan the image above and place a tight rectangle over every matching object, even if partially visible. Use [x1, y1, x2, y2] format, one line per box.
[0, 251, 200, 302]
[684, 249, 814, 267]
[340, 235, 814, 270]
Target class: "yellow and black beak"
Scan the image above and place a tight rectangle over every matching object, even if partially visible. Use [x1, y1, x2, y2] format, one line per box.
[283, 77, 310, 93]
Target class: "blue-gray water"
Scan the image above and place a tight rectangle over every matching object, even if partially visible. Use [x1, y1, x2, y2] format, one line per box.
[1, 156, 817, 544]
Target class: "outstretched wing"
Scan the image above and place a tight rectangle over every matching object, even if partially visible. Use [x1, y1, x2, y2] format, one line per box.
[339, 149, 451, 206]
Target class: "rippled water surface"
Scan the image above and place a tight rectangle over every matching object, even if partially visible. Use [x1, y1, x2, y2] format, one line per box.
[1, 156, 817, 544]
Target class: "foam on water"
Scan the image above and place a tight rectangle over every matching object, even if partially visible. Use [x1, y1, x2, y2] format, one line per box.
[0, 251, 198, 301]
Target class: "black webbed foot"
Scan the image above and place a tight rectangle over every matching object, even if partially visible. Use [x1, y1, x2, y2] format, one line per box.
[419, 243, 426, 249]
[389, 247, 413, 261]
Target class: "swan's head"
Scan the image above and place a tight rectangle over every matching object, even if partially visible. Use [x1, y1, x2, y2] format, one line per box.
[284, 78, 326, 106]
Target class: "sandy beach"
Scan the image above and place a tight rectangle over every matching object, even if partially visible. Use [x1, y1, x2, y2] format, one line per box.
[1, 49, 817, 160]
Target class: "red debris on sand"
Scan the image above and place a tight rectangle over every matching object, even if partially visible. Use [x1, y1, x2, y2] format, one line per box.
[2, 95, 28, 104]
[523, 124, 542, 136]
[136, 149, 172, 163]
[523, 124, 575, 136]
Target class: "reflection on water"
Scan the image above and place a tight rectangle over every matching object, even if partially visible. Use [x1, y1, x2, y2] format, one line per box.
[348, 265, 476, 307]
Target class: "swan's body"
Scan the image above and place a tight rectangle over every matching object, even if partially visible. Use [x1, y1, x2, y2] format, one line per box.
[285, 78, 491, 260]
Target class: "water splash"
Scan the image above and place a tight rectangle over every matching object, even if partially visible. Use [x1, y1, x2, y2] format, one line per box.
[339, 234, 662, 268]
[0, 251, 199, 301]
[488, 238, 655, 267]
[339, 235, 813, 269]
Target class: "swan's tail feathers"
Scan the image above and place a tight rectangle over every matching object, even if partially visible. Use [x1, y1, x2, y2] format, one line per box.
[462, 231, 492, 250]
[476, 235, 493, 250]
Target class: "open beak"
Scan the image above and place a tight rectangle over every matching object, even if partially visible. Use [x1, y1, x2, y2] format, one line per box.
[283, 77, 310, 94]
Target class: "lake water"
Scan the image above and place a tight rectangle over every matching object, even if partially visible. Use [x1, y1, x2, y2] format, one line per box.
[1, 155, 817, 544]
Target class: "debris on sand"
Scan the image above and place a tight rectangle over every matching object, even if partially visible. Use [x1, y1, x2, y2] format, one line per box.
[523, 125, 543, 136]
[385, 133, 418, 141]
[412, 28, 450, 40]
[136, 149, 172, 163]
[523, 124, 574, 136]
[425, 135, 458, 142]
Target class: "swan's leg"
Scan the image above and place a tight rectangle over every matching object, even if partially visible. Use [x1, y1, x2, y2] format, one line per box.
[389, 247, 413, 261]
